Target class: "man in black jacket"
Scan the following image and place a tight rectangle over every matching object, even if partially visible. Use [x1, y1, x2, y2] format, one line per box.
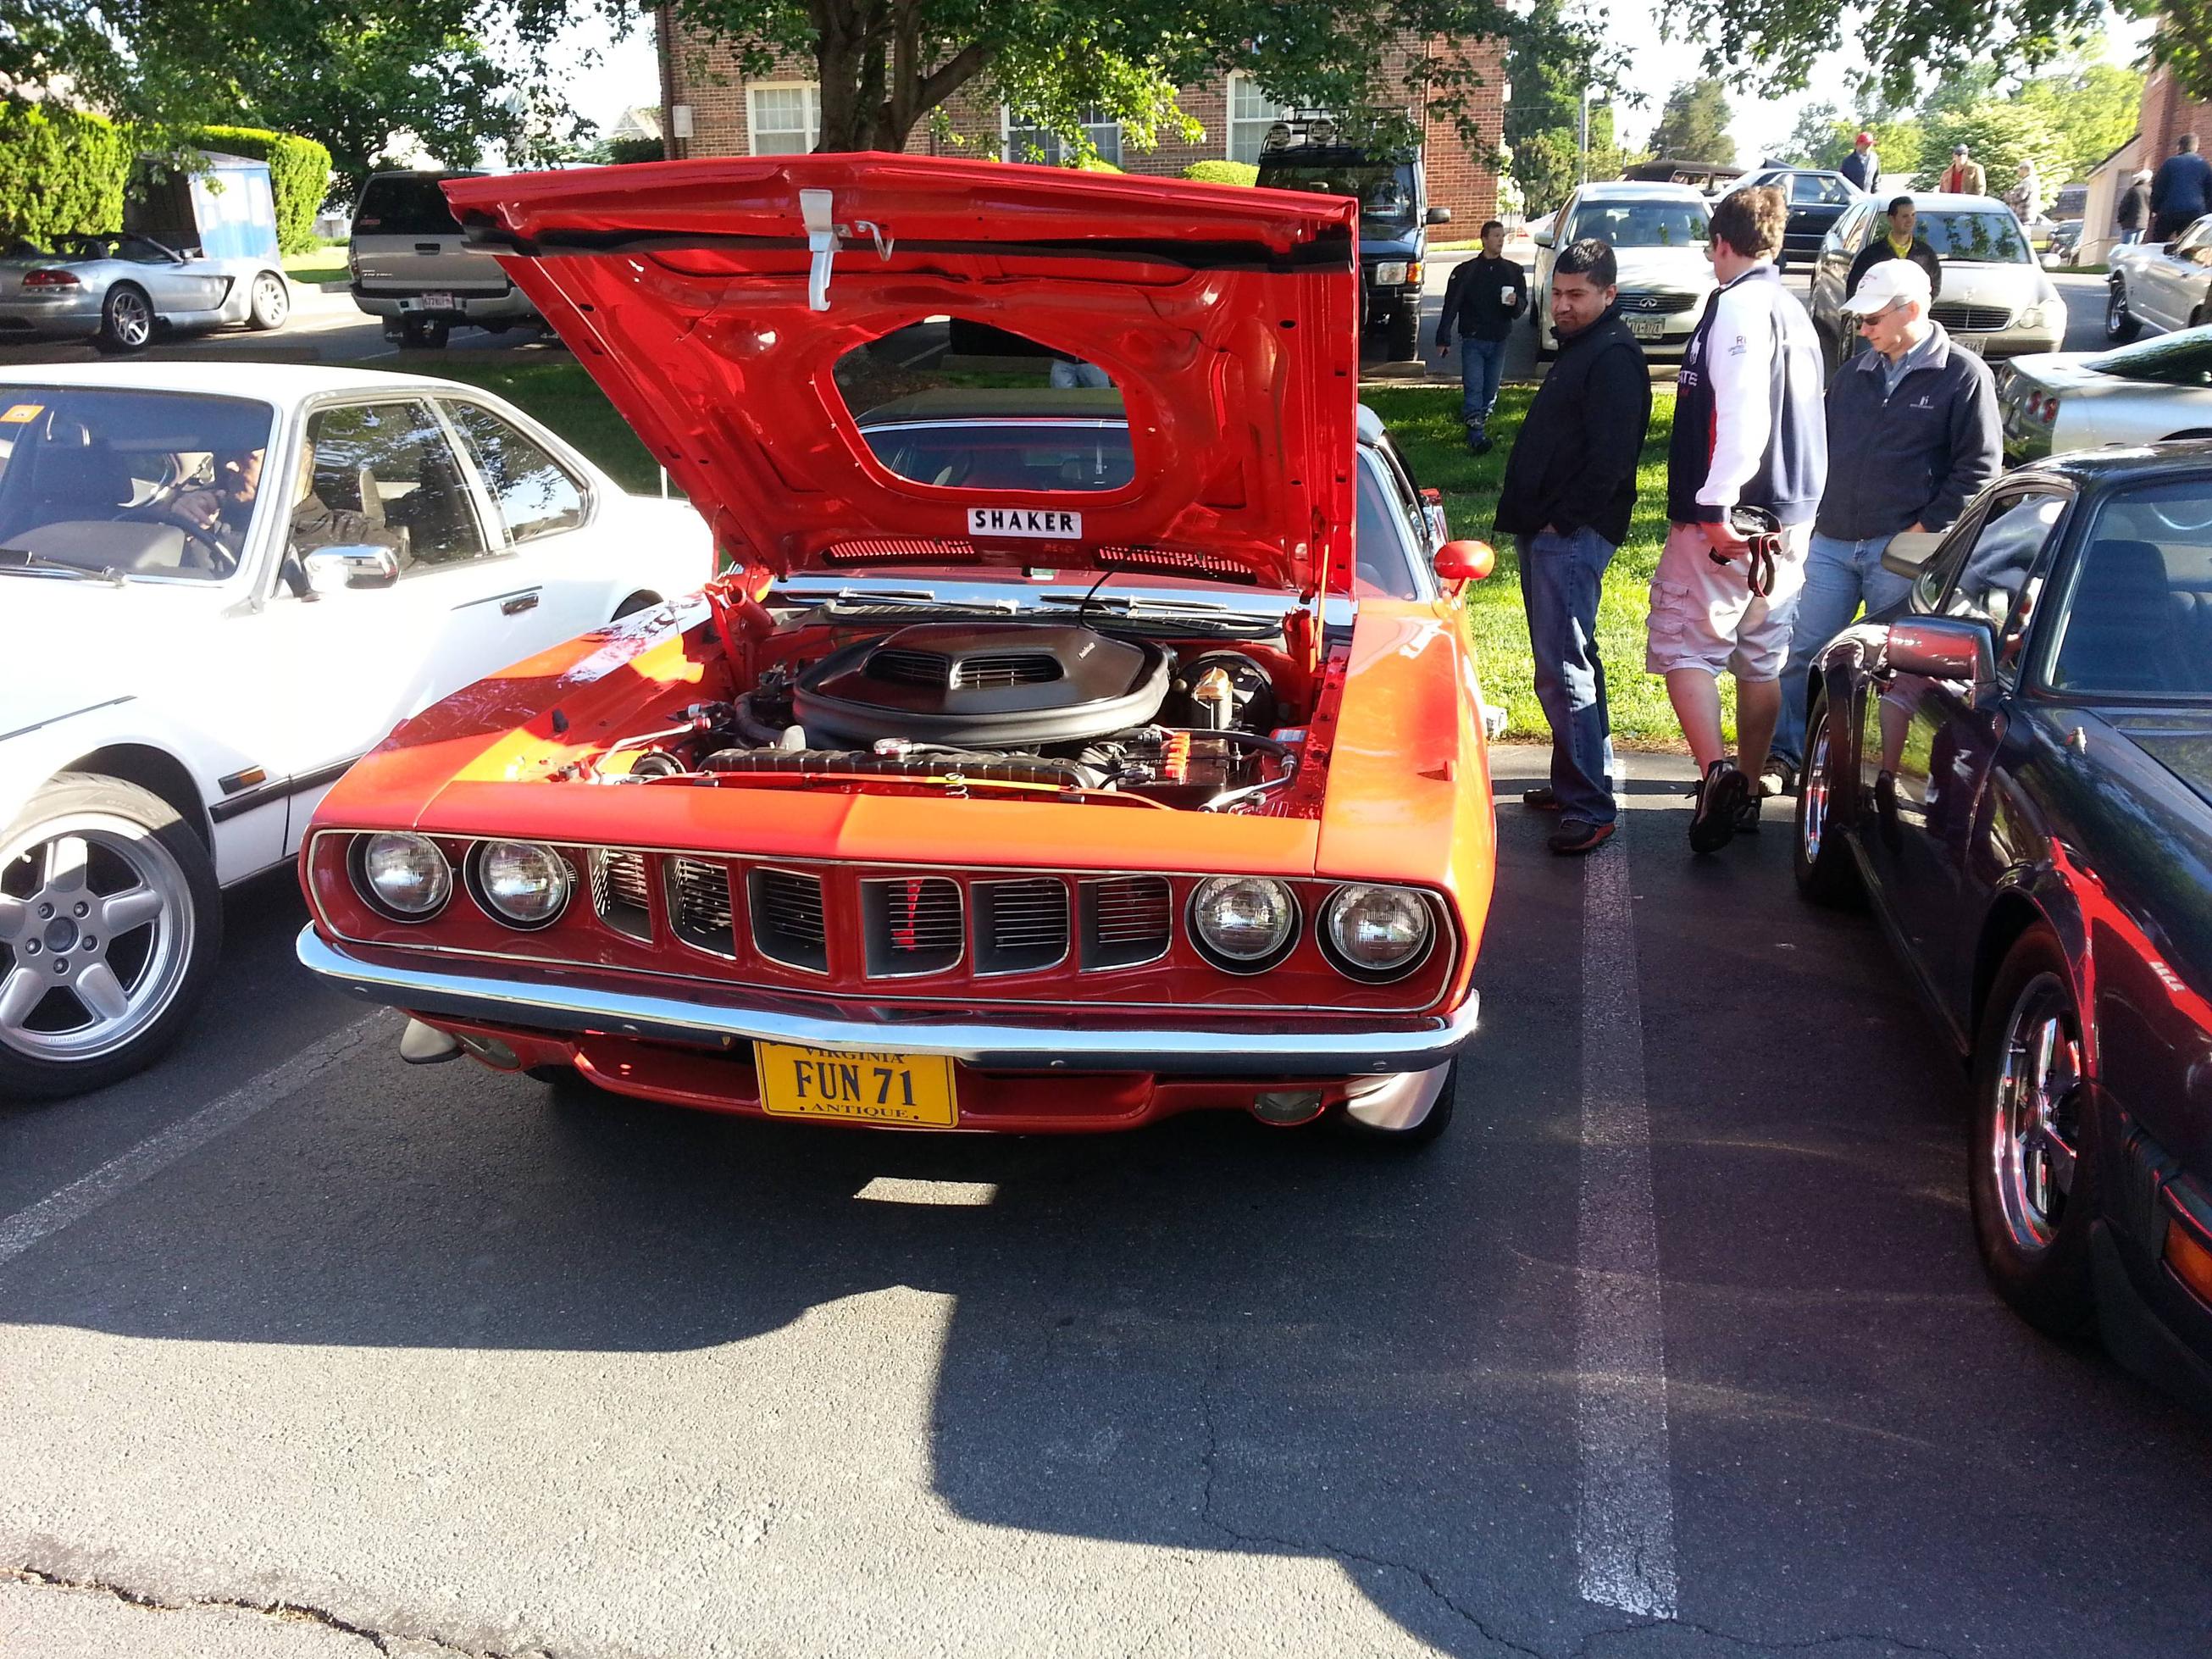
[1770, 257, 1999, 784]
[1493, 238, 1651, 854]
[2152, 133, 2212, 241]
[1846, 197, 1943, 302]
[1435, 219, 1527, 454]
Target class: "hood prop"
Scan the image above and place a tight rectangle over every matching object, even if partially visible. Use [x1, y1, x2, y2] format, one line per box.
[800, 188, 894, 312]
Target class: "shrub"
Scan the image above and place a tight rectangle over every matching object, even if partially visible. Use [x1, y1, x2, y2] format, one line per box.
[605, 136, 665, 166]
[1073, 157, 1123, 172]
[0, 99, 131, 247]
[188, 126, 334, 254]
[1183, 160, 1259, 186]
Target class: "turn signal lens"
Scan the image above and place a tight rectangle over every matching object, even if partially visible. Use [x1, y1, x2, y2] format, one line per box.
[1321, 884, 1435, 980]
[358, 832, 451, 918]
[2165, 1220, 2212, 1308]
[474, 840, 572, 928]
[1188, 875, 1298, 970]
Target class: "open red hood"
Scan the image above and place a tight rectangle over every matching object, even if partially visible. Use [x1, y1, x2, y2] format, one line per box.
[442, 156, 1359, 593]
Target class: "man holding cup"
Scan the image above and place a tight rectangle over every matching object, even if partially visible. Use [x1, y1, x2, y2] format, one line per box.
[1435, 219, 1527, 455]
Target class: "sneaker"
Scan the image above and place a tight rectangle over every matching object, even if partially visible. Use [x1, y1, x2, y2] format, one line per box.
[1522, 785, 1564, 812]
[1735, 793, 1762, 835]
[1549, 818, 1616, 856]
[1757, 757, 1798, 798]
[1688, 760, 1750, 853]
[1471, 435, 1495, 456]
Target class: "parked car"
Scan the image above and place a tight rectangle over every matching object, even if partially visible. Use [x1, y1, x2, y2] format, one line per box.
[1621, 158, 1746, 197]
[1999, 328, 2212, 463]
[1255, 123, 1450, 361]
[2042, 219, 2085, 269]
[1726, 167, 1867, 267]
[0, 234, 289, 353]
[1810, 192, 2067, 369]
[2106, 213, 2212, 341]
[348, 170, 541, 348]
[1533, 180, 1714, 358]
[297, 156, 1500, 1144]
[1791, 443, 2212, 1407]
[0, 363, 714, 1099]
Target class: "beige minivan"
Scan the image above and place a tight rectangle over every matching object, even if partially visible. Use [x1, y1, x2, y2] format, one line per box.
[347, 170, 540, 347]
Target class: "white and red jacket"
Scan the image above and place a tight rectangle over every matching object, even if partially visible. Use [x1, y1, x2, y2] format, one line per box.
[1666, 263, 1827, 528]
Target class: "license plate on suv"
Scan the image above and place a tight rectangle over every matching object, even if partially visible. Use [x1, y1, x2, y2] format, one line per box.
[756, 1041, 958, 1127]
[1628, 315, 1666, 341]
[399, 292, 457, 313]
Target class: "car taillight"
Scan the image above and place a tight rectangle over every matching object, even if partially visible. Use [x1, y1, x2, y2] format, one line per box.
[22, 269, 79, 289]
[2041, 395, 2061, 423]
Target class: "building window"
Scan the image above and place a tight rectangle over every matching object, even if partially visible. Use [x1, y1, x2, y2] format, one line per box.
[1002, 106, 1123, 166]
[1227, 75, 1292, 164]
[748, 84, 821, 155]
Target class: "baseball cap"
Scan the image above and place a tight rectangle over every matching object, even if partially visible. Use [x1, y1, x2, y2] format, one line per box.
[1951, 142, 1968, 155]
[1856, 130, 1873, 144]
[1847, 258, 1932, 317]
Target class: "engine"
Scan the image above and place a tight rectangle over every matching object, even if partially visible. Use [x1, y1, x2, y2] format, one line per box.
[599, 621, 1297, 811]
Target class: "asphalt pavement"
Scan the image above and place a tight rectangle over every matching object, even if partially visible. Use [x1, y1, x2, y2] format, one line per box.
[4, 746, 2209, 1659]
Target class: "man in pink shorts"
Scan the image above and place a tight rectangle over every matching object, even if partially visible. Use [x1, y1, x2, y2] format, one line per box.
[1648, 186, 1828, 852]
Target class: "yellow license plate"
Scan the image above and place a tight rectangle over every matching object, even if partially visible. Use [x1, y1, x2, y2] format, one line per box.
[754, 1042, 958, 1128]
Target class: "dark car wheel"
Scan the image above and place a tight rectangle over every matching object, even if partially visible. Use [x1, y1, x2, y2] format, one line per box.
[1969, 926, 2099, 1340]
[0, 773, 221, 1101]
[2104, 281, 2140, 344]
[1793, 689, 1861, 906]
[93, 284, 154, 354]
[1384, 305, 1420, 361]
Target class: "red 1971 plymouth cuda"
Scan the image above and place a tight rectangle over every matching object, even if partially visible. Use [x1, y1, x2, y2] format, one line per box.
[295, 155, 1500, 1141]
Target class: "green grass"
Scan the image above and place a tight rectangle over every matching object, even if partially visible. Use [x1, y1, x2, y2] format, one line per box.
[400, 358, 670, 496]
[282, 248, 348, 286]
[1363, 382, 1712, 748]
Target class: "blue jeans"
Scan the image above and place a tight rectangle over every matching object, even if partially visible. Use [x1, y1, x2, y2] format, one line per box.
[2119, 227, 2144, 245]
[1774, 530, 1918, 768]
[1519, 526, 1617, 824]
[1460, 336, 1507, 433]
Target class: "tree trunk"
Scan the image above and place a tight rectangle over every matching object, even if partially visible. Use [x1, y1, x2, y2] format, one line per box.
[807, 0, 989, 153]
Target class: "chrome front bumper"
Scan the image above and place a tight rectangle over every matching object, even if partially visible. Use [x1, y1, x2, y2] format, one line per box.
[298, 927, 1480, 1076]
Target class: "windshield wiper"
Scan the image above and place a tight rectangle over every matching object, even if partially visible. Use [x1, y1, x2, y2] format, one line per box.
[0, 547, 125, 585]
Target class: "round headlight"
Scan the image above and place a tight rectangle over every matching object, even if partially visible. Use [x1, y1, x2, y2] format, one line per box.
[358, 832, 451, 919]
[473, 840, 572, 929]
[1321, 884, 1434, 981]
[1188, 875, 1299, 970]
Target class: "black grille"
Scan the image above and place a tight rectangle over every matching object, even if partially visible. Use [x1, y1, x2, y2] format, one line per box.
[1080, 875, 1172, 968]
[667, 857, 735, 956]
[1932, 302, 2014, 332]
[590, 849, 651, 940]
[974, 878, 1070, 974]
[951, 654, 1062, 689]
[863, 875, 963, 976]
[750, 868, 828, 971]
[868, 647, 951, 687]
[1620, 290, 1699, 314]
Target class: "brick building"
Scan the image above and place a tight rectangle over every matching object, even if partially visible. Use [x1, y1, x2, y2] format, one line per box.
[2082, 58, 2211, 261]
[654, 17, 1506, 225]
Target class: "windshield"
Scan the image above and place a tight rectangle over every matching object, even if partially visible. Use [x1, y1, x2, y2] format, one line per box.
[353, 175, 473, 237]
[1564, 199, 1710, 249]
[1257, 162, 1417, 230]
[2044, 480, 2212, 700]
[1914, 210, 2031, 264]
[2085, 328, 2212, 386]
[0, 388, 276, 580]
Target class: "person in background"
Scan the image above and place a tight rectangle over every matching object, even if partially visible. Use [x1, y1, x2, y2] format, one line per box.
[1649, 185, 1827, 853]
[1434, 219, 1527, 455]
[2117, 169, 2153, 246]
[1838, 131, 1880, 194]
[1048, 352, 1112, 390]
[2151, 134, 2211, 241]
[1846, 197, 1944, 302]
[1942, 143, 1987, 197]
[1492, 238, 1651, 857]
[2006, 160, 2043, 229]
[1769, 258, 2000, 792]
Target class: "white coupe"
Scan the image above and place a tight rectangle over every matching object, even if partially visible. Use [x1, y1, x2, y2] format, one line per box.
[0, 363, 714, 1098]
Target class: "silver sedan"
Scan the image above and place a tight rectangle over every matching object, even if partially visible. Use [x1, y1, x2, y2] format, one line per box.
[0, 234, 290, 352]
[1998, 325, 2212, 463]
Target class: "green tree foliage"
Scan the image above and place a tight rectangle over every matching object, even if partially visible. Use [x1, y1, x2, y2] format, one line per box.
[2153, 2, 2212, 108]
[1648, 77, 1733, 165]
[1771, 102, 1844, 168]
[185, 127, 333, 253]
[0, 99, 131, 244]
[2015, 64, 2140, 183]
[1503, 0, 1627, 215]
[1918, 101, 2068, 195]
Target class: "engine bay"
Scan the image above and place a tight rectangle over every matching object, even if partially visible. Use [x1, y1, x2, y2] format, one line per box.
[577, 607, 1326, 814]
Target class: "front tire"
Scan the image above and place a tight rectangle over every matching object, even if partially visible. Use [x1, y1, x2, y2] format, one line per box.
[0, 773, 220, 1101]
[1385, 304, 1419, 361]
[247, 270, 290, 330]
[1793, 688, 1861, 906]
[1969, 927, 2098, 1339]
[2104, 281, 2140, 343]
[94, 284, 153, 354]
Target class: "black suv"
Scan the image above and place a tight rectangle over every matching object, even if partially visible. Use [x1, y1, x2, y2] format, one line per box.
[1256, 124, 1450, 360]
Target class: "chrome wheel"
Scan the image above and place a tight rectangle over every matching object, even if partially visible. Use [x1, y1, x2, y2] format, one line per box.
[1988, 973, 2083, 1253]
[0, 812, 196, 1063]
[106, 287, 152, 348]
[1799, 722, 1831, 864]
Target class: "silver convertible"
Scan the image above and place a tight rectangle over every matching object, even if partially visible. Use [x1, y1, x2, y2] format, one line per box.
[0, 233, 290, 353]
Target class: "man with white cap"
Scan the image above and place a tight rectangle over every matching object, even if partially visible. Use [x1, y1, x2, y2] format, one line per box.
[1770, 256, 2001, 791]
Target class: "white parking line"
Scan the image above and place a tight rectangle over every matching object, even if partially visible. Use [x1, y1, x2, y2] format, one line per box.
[0, 1014, 389, 1271]
[1573, 762, 1678, 1619]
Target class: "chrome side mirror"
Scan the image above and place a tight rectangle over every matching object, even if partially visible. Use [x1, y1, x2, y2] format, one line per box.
[1884, 615, 1997, 702]
[302, 544, 400, 594]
